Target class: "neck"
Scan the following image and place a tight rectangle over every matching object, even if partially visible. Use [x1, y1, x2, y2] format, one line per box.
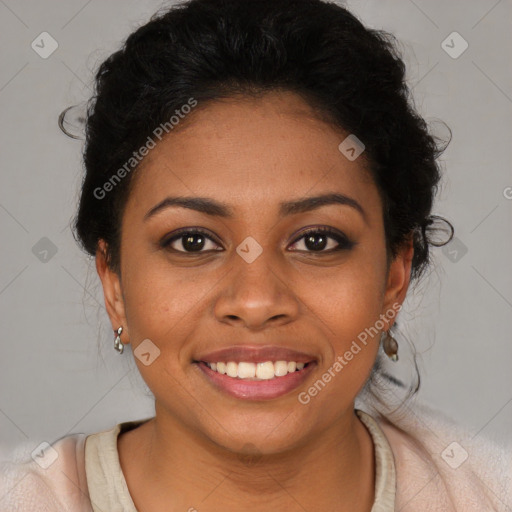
[118, 405, 375, 512]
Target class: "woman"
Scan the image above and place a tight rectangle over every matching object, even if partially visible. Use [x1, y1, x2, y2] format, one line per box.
[1, 0, 510, 510]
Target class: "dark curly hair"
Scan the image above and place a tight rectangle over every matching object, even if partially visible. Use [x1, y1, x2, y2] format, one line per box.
[61, 0, 454, 408]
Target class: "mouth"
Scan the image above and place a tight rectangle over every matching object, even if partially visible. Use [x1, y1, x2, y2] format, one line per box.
[195, 359, 314, 379]
[192, 358, 317, 400]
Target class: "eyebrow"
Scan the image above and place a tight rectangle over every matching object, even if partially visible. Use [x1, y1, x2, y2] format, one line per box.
[144, 193, 367, 223]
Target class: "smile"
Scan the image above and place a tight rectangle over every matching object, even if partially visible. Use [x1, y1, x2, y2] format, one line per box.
[204, 360, 308, 379]
[193, 360, 316, 400]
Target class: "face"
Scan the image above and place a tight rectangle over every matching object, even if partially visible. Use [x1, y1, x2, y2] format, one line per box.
[97, 90, 413, 455]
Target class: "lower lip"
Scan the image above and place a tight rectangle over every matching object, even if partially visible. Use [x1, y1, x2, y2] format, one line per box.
[194, 361, 316, 400]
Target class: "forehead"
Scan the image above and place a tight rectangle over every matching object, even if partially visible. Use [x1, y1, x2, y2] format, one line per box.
[126, 91, 378, 216]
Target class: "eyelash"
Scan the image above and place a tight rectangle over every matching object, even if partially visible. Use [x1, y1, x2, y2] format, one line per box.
[160, 226, 355, 254]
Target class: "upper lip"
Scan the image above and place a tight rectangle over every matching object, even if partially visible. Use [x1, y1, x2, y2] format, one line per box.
[194, 345, 317, 364]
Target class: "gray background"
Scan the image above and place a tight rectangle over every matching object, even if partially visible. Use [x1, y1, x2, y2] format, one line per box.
[1, 0, 511, 457]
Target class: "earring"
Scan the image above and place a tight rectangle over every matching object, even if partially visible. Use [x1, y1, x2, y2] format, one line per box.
[114, 326, 124, 354]
[382, 329, 399, 362]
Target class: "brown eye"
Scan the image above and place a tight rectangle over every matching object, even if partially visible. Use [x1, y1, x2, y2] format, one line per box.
[289, 227, 355, 253]
[161, 228, 222, 253]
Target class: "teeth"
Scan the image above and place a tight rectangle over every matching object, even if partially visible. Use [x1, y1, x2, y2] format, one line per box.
[238, 362, 256, 379]
[274, 361, 288, 377]
[256, 361, 275, 380]
[204, 360, 309, 380]
[226, 362, 238, 378]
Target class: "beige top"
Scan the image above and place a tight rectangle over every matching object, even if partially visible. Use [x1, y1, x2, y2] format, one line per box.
[84, 409, 396, 511]
[3, 399, 507, 511]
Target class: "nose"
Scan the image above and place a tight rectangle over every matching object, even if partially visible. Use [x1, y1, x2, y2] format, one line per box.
[213, 249, 300, 330]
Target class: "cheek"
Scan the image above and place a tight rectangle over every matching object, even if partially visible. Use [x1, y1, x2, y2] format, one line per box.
[120, 249, 205, 347]
[313, 243, 388, 362]
[314, 239, 387, 317]
[302, 269, 386, 412]
[120, 266, 206, 399]
[124, 274, 202, 343]
[330, 265, 385, 328]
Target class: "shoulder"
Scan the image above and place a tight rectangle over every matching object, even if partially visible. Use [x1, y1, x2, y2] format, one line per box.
[371, 399, 512, 511]
[0, 433, 93, 512]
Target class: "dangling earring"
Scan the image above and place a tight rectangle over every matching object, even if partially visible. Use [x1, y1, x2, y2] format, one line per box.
[114, 326, 124, 354]
[382, 329, 399, 362]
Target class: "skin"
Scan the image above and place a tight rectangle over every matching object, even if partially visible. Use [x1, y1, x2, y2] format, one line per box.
[96, 90, 414, 512]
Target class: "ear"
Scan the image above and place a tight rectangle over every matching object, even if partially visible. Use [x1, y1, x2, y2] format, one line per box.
[381, 235, 414, 329]
[96, 239, 129, 344]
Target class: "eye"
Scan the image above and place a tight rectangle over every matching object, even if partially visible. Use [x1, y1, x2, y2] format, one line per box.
[160, 228, 222, 253]
[288, 227, 355, 253]
[160, 226, 355, 254]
